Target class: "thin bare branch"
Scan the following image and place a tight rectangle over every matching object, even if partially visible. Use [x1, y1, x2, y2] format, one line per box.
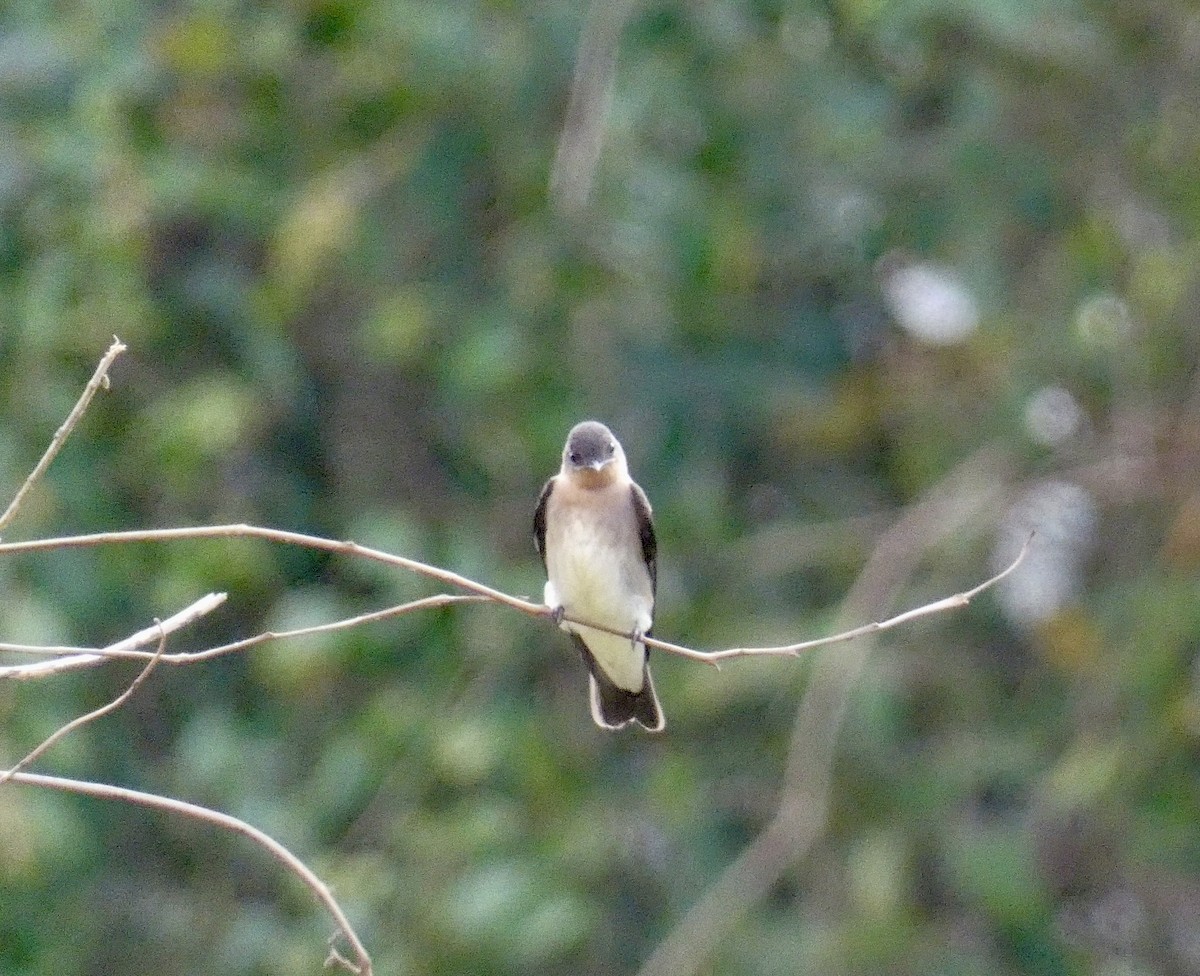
[166, 593, 488, 664]
[0, 594, 487, 669]
[0, 641, 103, 657]
[0, 592, 226, 680]
[0, 336, 126, 533]
[2, 770, 372, 976]
[0, 625, 168, 786]
[0, 525, 546, 614]
[0, 521, 1022, 673]
[642, 531, 1032, 666]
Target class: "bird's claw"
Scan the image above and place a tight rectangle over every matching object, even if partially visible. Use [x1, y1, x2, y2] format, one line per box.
[549, 605, 566, 626]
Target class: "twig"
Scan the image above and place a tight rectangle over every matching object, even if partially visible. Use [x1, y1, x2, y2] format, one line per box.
[0, 641, 105, 657]
[642, 532, 1032, 666]
[2, 770, 373, 976]
[0, 594, 486, 672]
[0, 593, 227, 681]
[0, 521, 1032, 672]
[0, 524, 1026, 670]
[0, 525, 545, 613]
[0, 336, 126, 534]
[160, 592, 488, 664]
[0, 625, 168, 785]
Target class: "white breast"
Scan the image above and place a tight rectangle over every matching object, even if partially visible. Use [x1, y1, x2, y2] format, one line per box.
[544, 509, 653, 691]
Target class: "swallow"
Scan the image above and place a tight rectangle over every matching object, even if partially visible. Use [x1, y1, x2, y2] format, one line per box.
[534, 421, 664, 731]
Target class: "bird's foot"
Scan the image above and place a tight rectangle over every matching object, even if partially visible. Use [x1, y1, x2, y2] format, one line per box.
[549, 605, 566, 626]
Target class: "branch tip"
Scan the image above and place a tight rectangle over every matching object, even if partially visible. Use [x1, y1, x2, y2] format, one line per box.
[0, 337, 128, 532]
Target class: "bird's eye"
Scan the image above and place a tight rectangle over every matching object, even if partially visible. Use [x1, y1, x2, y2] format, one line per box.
[606, 443, 615, 455]
[569, 451, 581, 464]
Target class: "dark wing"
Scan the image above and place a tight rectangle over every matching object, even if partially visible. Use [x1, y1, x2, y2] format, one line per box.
[630, 482, 657, 597]
[532, 477, 555, 568]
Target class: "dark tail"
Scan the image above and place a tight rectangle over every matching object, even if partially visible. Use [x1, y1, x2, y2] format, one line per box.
[589, 669, 664, 732]
[572, 635, 664, 732]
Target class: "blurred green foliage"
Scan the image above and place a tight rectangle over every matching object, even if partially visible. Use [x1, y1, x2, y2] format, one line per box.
[2, 0, 1199, 974]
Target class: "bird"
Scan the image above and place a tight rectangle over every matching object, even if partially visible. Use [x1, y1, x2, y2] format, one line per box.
[533, 420, 664, 732]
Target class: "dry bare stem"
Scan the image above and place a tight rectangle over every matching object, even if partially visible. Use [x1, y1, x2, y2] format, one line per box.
[0, 336, 126, 533]
[0, 524, 545, 610]
[0, 624, 168, 786]
[0, 524, 1026, 672]
[0, 593, 227, 680]
[644, 536, 1028, 666]
[2, 770, 373, 976]
[0, 608, 372, 973]
[0, 340, 372, 973]
[0, 593, 486, 677]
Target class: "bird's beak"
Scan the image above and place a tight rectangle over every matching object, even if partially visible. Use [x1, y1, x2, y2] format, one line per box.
[589, 459, 610, 472]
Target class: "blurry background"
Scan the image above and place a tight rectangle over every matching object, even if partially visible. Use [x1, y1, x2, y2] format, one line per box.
[2, 0, 1199, 974]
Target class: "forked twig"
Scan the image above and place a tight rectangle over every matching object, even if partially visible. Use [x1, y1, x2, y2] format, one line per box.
[0, 593, 227, 680]
[0, 525, 1029, 670]
[0, 625, 168, 785]
[0, 593, 486, 677]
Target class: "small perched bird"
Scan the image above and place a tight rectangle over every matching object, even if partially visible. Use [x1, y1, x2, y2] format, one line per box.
[534, 421, 664, 732]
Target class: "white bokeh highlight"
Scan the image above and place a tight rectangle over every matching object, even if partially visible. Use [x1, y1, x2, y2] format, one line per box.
[993, 481, 1098, 625]
[1025, 385, 1086, 447]
[883, 261, 980, 345]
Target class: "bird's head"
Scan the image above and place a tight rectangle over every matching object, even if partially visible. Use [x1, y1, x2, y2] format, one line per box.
[562, 421, 628, 486]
